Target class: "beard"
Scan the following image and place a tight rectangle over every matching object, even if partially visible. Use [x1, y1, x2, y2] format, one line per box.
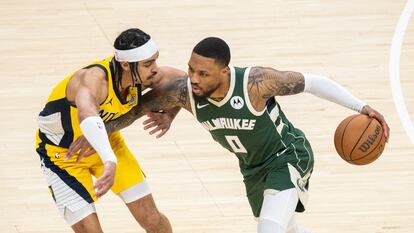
[147, 71, 157, 80]
[192, 83, 219, 98]
[141, 71, 158, 88]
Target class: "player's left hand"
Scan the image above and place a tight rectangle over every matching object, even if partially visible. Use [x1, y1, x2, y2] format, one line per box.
[143, 111, 175, 138]
[361, 105, 390, 142]
[65, 135, 96, 163]
[93, 161, 116, 198]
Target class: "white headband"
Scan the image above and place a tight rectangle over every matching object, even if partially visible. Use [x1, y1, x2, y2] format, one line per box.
[114, 39, 158, 62]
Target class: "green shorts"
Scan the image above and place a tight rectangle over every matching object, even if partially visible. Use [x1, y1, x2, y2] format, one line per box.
[243, 137, 314, 217]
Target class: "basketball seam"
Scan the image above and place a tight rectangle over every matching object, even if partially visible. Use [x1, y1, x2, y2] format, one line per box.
[350, 127, 384, 162]
[340, 115, 360, 160]
[348, 118, 374, 161]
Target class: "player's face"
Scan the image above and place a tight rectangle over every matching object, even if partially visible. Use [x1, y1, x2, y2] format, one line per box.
[137, 51, 160, 88]
[188, 52, 227, 97]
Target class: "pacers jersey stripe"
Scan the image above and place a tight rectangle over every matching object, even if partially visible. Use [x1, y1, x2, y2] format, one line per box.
[36, 133, 93, 204]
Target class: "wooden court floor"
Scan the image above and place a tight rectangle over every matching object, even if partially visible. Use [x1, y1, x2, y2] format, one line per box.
[0, 0, 413, 232]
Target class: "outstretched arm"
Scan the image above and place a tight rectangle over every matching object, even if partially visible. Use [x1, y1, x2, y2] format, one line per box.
[143, 106, 181, 138]
[66, 76, 191, 161]
[247, 66, 389, 140]
[105, 76, 191, 133]
[248, 66, 368, 111]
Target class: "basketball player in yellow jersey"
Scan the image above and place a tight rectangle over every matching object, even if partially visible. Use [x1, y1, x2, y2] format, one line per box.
[36, 28, 184, 233]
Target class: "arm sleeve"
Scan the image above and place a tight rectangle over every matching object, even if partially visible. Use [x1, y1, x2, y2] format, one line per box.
[303, 73, 366, 113]
[80, 116, 117, 163]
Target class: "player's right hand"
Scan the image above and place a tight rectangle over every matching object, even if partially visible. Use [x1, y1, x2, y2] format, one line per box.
[143, 111, 175, 138]
[65, 135, 96, 163]
[360, 105, 390, 142]
[93, 161, 116, 198]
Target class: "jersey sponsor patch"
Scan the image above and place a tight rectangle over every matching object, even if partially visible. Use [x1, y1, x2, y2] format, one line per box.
[230, 96, 244, 109]
[129, 93, 137, 105]
[127, 86, 138, 106]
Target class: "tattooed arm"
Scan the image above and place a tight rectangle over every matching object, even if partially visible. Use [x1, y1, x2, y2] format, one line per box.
[105, 76, 192, 134]
[65, 76, 191, 161]
[247, 66, 369, 112]
[246, 67, 389, 141]
[247, 66, 305, 111]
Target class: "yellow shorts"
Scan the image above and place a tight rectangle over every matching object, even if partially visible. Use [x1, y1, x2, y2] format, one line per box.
[35, 130, 147, 214]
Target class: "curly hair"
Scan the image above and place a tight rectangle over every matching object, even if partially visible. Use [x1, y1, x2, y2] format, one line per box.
[113, 28, 151, 88]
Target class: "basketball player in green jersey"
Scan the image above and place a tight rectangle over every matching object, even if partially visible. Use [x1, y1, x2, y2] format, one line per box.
[69, 37, 390, 233]
[37, 28, 184, 233]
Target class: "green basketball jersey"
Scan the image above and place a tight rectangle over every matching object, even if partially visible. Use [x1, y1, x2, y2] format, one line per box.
[188, 66, 310, 178]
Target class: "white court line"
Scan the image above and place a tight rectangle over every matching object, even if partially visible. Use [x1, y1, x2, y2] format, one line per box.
[389, 0, 414, 145]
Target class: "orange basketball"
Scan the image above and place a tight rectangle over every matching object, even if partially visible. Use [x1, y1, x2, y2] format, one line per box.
[334, 114, 386, 165]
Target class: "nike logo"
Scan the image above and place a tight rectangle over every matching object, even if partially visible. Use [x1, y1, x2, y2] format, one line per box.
[197, 103, 210, 109]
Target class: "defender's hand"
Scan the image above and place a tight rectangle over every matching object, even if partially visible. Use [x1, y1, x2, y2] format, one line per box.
[93, 161, 116, 198]
[143, 111, 175, 138]
[361, 105, 390, 142]
[65, 135, 96, 163]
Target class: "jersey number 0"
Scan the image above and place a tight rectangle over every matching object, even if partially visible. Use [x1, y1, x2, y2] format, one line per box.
[225, 135, 247, 153]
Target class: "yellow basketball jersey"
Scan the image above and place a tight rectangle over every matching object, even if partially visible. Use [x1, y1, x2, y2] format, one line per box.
[37, 56, 141, 148]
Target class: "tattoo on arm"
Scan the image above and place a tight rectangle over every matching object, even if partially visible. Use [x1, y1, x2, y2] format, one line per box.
[248, 67, 305, 100]
[105, 76, 189, 133]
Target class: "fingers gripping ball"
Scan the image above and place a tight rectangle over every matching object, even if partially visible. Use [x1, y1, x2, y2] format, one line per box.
[334, 114, 386, 165]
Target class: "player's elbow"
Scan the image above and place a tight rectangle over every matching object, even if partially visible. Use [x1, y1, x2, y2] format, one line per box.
[78, 106, 100, 123]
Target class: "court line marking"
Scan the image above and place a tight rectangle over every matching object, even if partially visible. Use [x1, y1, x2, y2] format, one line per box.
[389, 0, 414, 145]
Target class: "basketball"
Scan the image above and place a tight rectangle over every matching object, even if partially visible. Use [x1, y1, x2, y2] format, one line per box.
[334, 114, 386, 165]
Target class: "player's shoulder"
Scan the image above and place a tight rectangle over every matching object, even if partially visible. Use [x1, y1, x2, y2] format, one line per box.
[247, 66, 289, 86]
[150, 67, 187, 95]
[78, 66, 108, 84]
[69, 66, 108, 93]
[249, 66, 281, 76]
[158, 66, 187, 81]
[84, 66, 107, 79]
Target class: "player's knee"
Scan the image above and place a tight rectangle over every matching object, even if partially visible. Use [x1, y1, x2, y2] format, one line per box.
[138, 210, 163, 231]
[258, 217, 285, 233]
